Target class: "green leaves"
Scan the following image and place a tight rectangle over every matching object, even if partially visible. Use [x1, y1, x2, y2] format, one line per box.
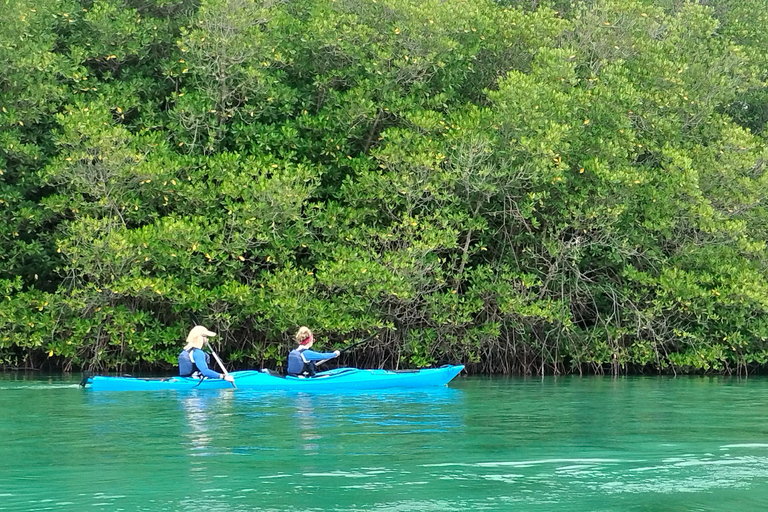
[3, 0, 768, 374]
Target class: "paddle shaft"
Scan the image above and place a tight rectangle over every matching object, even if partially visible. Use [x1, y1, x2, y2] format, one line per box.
[339, 335, 377, 352]
[316, 334, 378, 366]
[207, 341, 236, 388]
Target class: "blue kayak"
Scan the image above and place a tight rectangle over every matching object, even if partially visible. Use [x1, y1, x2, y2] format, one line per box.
[82, 365, 464, 391]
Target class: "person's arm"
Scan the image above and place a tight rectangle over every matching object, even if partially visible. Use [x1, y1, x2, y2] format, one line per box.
[192, 349, 224, 379]
[302, 349, 340, 361]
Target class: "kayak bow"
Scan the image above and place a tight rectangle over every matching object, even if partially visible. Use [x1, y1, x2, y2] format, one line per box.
[82, 365, 464, 392]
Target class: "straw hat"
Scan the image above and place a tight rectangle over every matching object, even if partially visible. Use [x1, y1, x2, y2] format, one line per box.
[184, 325, 217, 350]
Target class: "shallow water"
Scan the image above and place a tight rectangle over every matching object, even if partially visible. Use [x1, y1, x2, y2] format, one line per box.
[2, 374, 768, 511]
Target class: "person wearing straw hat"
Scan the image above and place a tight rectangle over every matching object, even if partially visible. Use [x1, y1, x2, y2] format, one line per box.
[178, 325, 235, 383]
[286, 326, 340, 377]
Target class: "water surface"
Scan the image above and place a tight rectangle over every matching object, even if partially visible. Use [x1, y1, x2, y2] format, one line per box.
[2, 374, 768, 511]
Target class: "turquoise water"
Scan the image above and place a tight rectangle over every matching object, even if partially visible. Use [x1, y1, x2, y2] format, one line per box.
[2, 374, 768, 511]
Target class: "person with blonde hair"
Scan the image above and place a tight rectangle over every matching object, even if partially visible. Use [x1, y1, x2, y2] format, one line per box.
[178, 325, 235, 383]
[286, 326, 340, 377]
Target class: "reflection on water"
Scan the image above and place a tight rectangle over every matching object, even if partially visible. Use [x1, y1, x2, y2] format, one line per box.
[294, 394, 321, 454]
[181, 393, 225, 457]
[4, 376, 768, 511]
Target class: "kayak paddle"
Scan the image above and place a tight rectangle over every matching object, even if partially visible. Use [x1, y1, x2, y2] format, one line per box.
[317, 334, 379, 366]
[207, 341, 236, 389]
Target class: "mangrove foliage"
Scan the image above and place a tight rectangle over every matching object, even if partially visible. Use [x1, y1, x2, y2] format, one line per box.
[2, 0, 768, 374]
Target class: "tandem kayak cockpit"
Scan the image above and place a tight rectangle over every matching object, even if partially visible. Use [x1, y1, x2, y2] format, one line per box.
[81, 365, 465, 392]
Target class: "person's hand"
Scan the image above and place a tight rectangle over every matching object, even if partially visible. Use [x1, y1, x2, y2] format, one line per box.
[223, 374, 235, 383]
[334, 350, 341, 357]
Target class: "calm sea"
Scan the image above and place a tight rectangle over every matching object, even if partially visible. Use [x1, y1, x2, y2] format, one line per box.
[2, 374, 768, 511]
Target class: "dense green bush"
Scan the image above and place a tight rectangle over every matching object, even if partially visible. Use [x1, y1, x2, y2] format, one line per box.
[1, 0, 767, 374]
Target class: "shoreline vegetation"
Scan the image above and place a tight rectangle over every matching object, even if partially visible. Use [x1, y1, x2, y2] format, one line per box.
[2, 0, 768, 375]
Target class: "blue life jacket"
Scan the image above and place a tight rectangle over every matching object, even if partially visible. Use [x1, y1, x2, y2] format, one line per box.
[287, 348, 316, 376]
[178, 348, 210, 377]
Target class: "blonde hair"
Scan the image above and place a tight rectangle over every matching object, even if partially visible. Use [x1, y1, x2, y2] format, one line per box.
[184, 325, 216, 350]
[295, 326, 312, 344]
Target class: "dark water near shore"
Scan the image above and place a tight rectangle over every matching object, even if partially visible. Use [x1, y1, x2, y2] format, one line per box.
[2, 374, 768, 511]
